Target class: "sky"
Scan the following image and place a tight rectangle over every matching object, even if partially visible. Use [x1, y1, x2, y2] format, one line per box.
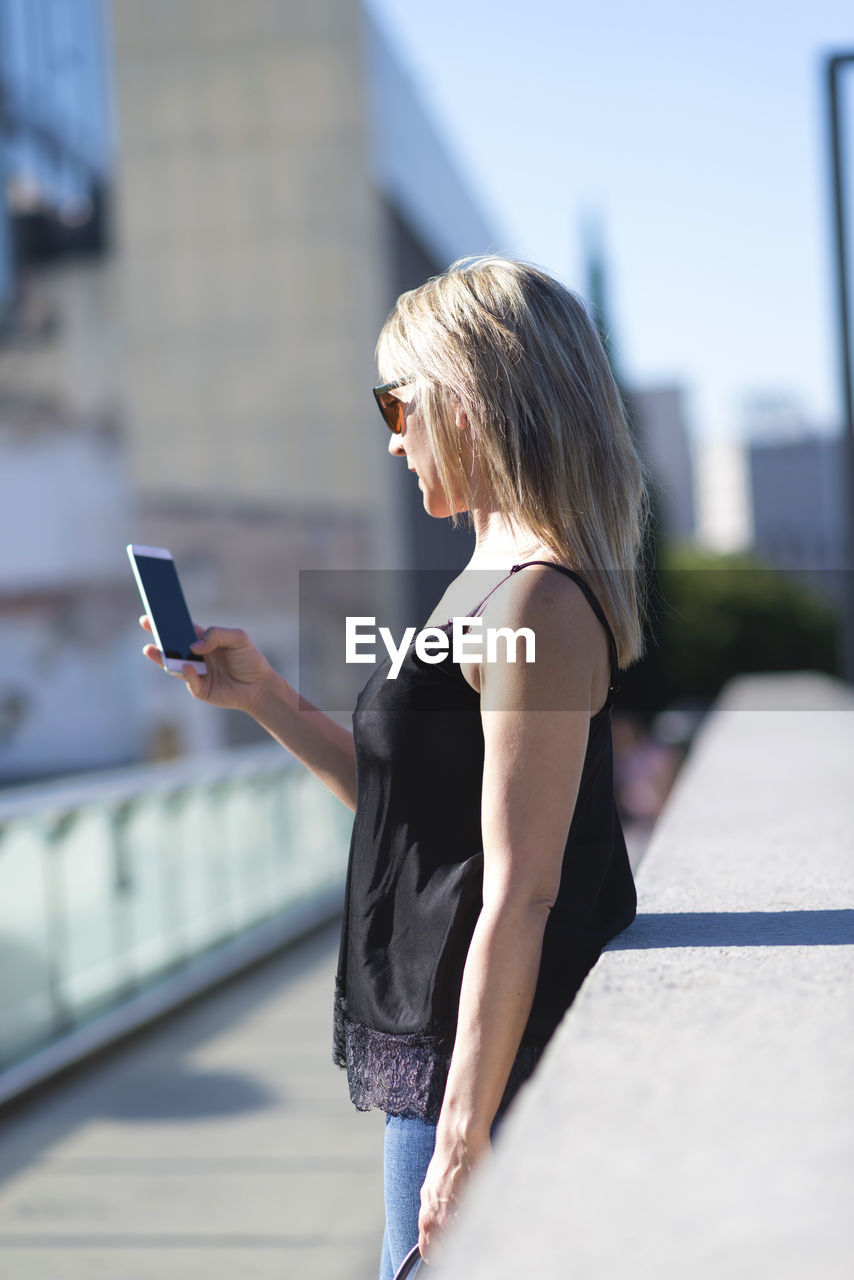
[365, 0, 854, 446]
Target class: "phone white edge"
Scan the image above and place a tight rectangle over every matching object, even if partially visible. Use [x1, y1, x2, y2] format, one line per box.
[126, 543, 208, 677]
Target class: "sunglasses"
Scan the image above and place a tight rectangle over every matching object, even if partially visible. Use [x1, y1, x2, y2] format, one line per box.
[373, 378, 414, 435]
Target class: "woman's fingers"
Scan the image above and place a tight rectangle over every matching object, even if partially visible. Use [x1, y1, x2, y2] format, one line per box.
[142, 643, 163, 668]
[189, 625, 247, 655]
[182, 663, 204, 696]
[139, 615, 205, 641]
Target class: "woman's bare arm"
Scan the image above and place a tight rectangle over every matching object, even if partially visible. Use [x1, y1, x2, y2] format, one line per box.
[140, 616, 357, 811]
[417, 572, 601, 1264]
[251, 669, 357, 811]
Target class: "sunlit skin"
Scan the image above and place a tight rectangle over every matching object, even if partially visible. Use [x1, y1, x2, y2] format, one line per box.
[139, 384, 611, 1268]
[386, 385, 548, 570]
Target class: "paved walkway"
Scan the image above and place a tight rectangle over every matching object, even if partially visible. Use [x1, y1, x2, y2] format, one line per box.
[0, 918, 386, 1280]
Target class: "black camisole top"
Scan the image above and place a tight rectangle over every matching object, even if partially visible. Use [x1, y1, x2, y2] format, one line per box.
[332, 562, 637, 1123]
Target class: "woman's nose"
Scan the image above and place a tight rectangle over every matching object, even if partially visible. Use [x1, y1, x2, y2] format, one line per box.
[387, 432, 406, 457]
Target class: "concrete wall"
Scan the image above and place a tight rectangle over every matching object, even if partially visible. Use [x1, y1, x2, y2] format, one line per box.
[111, 0, 387, 512]
[440, 671, 854, 1280]
[110, 0, 397, 748]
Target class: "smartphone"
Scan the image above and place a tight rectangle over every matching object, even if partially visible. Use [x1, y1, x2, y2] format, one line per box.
[127, 544, 207, 677]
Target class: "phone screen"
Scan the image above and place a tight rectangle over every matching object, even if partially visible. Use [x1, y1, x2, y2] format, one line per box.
[134, 555, 198, 660]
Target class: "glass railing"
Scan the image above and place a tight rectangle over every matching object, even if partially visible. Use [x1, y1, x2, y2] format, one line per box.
[0, 745, 353, 1073]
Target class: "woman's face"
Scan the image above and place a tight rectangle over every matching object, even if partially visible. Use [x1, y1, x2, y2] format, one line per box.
[386, 387, 466, 519]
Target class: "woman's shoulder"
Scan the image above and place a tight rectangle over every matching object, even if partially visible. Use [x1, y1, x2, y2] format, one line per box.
[429, 557, 578, 618]
[479, 561, 599, 631]
[475, 562, 612, 710]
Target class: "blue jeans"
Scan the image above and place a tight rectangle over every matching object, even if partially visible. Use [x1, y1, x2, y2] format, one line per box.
[379, 1110, 507, 1280]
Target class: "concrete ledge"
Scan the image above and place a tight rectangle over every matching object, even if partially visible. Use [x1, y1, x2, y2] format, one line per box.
[441, 673, 854, 1280]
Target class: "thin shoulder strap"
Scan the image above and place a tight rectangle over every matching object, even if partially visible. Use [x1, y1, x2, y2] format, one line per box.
[475, 561, 622, 701]
[467, 568, 521, 621]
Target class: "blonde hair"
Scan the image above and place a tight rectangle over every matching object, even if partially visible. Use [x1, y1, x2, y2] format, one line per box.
[376, 255, 653, 668]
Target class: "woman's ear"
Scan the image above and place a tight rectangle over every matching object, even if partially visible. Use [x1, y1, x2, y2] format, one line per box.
[454, 403, 473, 474]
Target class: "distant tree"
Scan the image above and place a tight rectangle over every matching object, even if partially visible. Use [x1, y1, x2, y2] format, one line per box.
[618, 543, 839, 718]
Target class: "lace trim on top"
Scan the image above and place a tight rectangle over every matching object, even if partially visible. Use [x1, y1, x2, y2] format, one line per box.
[333, 979, 544, 1123]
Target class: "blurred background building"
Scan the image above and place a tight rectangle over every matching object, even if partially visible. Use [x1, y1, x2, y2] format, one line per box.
[692, 436, 752, 553]
[749, 431, 844, 608]
[0, 0, 492, 784]
[0, 0, 132, 780]
[627, 383, 697, 544]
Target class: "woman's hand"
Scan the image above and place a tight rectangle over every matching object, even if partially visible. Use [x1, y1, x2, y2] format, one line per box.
[139, 615, 275, 717]
[418, 1128, 491, 1266]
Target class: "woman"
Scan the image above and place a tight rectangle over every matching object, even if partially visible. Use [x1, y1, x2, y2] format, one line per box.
[140, 257, 652, 1277]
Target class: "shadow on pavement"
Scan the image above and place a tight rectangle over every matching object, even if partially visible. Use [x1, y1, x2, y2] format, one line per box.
[0, 916, 343, 1187]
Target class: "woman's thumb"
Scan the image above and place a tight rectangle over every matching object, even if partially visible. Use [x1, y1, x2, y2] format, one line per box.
[183, 664, 202, 696]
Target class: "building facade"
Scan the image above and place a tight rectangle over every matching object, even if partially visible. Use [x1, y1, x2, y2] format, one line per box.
[748, 432, 845, 610]
[627, 384, 697, 547]
[0, 0, 494, 781]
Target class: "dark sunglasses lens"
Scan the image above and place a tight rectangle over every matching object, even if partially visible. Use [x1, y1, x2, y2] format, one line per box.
[379, 392, 404, 434]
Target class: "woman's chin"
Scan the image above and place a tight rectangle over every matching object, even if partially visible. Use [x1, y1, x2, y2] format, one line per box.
[418, 477, 467, 519]
[422, 491, 451, 519]
[424, 493, 469, 520]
